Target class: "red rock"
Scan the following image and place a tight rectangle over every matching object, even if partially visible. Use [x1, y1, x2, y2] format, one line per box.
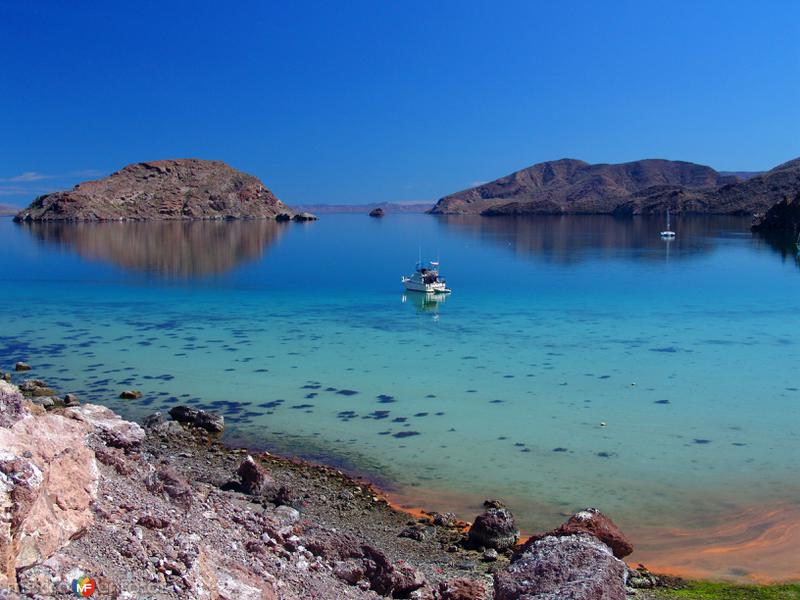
[137, 515, 169, 529]
[435, 578, 486, 600]
[237, 455, 272, 495]
[519, 508, 633, 559]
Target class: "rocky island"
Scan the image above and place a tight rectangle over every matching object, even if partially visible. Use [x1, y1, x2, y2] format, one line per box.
[13, 159, 299, 222]
[429, 157, 800, 216]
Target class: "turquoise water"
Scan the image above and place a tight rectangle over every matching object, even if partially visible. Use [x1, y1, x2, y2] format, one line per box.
[2, 215, 800, 576]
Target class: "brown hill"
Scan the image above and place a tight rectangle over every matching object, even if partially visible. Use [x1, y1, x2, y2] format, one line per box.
[430, 158, 799, 216]
[14, 159, 292, 222]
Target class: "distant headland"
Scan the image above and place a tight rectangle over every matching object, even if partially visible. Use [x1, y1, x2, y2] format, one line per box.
[429, 157, 800, 217]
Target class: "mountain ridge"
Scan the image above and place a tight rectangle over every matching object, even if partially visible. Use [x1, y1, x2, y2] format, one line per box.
[430, 158, 800, 216]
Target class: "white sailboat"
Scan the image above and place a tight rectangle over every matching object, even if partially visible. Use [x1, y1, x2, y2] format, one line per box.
[660, 209, 676, 239]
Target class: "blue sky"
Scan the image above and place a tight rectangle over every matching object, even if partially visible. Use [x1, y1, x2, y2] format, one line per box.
[1, 1, 799, 206]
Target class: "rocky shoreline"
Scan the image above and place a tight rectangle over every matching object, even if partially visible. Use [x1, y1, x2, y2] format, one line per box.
[1, 372, 689, 599]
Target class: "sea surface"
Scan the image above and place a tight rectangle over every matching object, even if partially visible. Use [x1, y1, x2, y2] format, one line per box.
[2, 214, 799, 581]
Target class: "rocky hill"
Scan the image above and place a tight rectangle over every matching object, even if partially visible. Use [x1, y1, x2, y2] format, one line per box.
[13, 159, 293, 222]
[430, 158, 800, 216]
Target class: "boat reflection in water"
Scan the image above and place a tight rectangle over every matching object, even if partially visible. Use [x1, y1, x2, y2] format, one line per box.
[401, 291, 448, 320]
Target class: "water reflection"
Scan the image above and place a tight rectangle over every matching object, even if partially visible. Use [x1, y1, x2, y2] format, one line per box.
[437, 215, 753, 263]
[753, 230, 800, 268]
[19, 220, 287, 277]
[402, 291, 447, 316]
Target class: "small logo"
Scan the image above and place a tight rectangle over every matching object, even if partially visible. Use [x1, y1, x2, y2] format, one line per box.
[71, 575, 97, 597]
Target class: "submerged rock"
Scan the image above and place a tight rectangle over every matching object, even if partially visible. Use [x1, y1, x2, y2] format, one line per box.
[18, 379, 55, 397]
[119, 390, 143, 400]
[495, 534, 627, 600]
[467, 507, 519, 550]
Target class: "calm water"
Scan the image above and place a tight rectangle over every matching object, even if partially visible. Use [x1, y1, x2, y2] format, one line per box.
[2, 214, 800, 580]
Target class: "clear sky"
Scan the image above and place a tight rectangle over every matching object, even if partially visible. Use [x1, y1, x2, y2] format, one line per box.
[1, 0, 799, 206]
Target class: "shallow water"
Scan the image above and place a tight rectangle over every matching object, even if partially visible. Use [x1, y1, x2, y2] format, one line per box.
[2, 214, 799, 581]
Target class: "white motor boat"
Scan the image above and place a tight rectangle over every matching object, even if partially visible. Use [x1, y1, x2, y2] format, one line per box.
[660, 209, 676, 239]
[402, 260, 451, 293]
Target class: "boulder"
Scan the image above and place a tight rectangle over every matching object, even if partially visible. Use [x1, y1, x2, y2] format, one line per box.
[494, 534, 627, 600]
[467, 508, 519, 550]
[119, 390, 142, 400]
[518, 508, 633, 559]
[168, 405, 224, 433]
[292, 212, 318, 222]
[62, 393, 79, 407]
[432, 512, 457, 527]
[369, 207, 385, 217]
[63, 404, 145, 449]
[276, 212, 292, 222]
[0, 403, 99, 590]
[236, 456, 272, 495]
[144, 465, 193, 508]
[13, 363, 31, 372]
[194, 410, 224, 433]
[0, 381, 25, 427]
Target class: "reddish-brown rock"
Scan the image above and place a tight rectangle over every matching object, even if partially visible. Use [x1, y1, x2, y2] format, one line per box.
[237, 455, 273, 495]
[519, 508, 633, 559]
[435, 577, 487, 600]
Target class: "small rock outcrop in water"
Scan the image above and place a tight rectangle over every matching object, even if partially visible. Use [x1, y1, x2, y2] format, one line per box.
[467, 507, 519, 550]
[14, 159, 294, 222]
[292, 211, 318, 221]
[494, 534, 627, 600]
[369, 207, 385, 217]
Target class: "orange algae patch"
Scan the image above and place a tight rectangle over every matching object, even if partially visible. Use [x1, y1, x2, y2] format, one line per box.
[628, 501, 800, 583]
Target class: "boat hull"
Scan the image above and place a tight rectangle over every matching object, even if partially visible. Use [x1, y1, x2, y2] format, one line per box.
[402, 279, 451, 293]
